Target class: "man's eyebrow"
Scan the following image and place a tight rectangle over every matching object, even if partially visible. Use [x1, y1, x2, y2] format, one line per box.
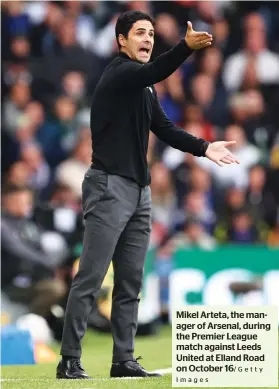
[136, 28, 155, 32]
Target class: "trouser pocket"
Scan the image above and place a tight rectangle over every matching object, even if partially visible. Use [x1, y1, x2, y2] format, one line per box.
[82, 168, 108, 219]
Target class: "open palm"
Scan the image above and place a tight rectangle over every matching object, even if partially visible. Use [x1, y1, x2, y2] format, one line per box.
[185, 21, 213, 50]
[205, 141, 240, 167]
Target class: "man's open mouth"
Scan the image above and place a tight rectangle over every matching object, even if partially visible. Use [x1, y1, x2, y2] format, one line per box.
[139, 48, 150, 54]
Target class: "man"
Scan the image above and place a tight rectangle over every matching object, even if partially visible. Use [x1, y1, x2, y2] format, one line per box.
[57, 11, 239, 380]
[1, 185, 66, 317]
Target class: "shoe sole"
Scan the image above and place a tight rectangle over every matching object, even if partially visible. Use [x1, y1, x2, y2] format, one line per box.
[56, 374, 90, 379]
[110, 374, 162, 378]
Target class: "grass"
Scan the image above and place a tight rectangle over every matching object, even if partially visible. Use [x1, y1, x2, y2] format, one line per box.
[1, 326, 172, 389]
[1, 325, 278, 389]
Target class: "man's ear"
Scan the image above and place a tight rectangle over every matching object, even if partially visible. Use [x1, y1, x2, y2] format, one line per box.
[118, 34, 126, 48]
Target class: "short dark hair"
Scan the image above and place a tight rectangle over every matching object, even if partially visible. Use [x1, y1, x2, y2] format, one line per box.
[115, 11, 155, 50]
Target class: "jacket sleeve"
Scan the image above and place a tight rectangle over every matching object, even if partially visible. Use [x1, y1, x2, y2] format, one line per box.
[150, 92, 209, 156]
[1, 219, 53, 269]
[110, 40, 193, 89]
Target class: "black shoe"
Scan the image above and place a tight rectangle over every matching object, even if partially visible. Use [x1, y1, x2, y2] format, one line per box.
[110, 356, 162, 378]
[56, 358, 90, 379]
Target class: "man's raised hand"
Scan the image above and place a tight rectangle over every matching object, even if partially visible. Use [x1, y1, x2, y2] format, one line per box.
[205, 141, 240, 167]
[185, 21, 213, 50]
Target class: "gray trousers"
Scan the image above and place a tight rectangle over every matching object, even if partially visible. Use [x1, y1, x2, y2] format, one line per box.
[60, 168, 151, 362]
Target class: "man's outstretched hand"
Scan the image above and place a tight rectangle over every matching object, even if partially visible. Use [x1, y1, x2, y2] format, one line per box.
[185, 21, 213, 50]
[205, 141, 240, 167]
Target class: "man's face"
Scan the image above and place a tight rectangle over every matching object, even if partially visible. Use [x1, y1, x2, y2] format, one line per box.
[3, 191, 33, 218]
[119, 20, 154, 64]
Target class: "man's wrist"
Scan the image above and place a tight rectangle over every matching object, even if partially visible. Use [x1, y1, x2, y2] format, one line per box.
[201, 141, 210, 157]
[180, 39, 194, 55]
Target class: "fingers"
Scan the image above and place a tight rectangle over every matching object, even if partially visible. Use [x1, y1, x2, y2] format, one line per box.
[200, 40, 212, 47]
[224, 150, 240, 164]
[220, 157, 232, 164]
[224, 154, 236, 163]
[186, 21, 212, 38]
[187, 21, 193, 31]
[195, 36, 213, 48]
[216, 160, 224, 167]
[194, 41, 212, 49]
[219, 154, 240, 166]
[223, 141, 236, 147]
[228, 154, 240, 164]
[193, 32, 212, 38]
[185, 23, 213, 50]
[223, 141, 240, 163]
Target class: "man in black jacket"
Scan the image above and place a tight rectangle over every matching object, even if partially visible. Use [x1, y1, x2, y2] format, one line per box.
[57, 11, 239, 380]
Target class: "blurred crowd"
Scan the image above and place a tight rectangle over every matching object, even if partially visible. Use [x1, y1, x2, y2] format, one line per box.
[1, 1, 279, 322]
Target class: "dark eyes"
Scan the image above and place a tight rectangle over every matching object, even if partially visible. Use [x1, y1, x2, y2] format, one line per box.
[137, 32, 154, 37]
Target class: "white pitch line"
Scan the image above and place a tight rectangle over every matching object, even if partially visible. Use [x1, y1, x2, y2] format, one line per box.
[151, 368, 172, 375]
[0, 367, 172, 382]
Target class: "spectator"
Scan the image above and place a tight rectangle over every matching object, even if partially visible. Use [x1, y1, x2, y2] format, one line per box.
[242, 90, 276, 157]
[189, 165, 217, 213]
[25, 100, 45, 129]
[199, 47, 223, 82]
[190, 73, 215, 110]
[150, 162, 177, 231]
[215, 205, 268, 244]
[183, 104, 216, 141]
[61, 71, 87, 107]
[212, 18, 230, 57]
[55, 139, 92, 199]
[152, 13, 180, 58]
[37, 95, 78, 167]
[2, 35, 33, 98]
[229, 89, 276, 157]
[164, 216, 216, 253]
[246, 164, 277, 226]
[15, 114, 39, 145]
[220, 187, 247, 224]
[229, 209, 266, 244]
[1, 184, 67, 317]
[49, 15, 103, 82]
[153, 71, 184, 127]
[170, 153, 197, 208]
[191, 1, 223, 33]
[66, 1, 119, 59]
[3, 1, 31, 38]
[176, 190, 216, 234]
[3, 161, 30, 187]
[3, 81, 31, 135]
[29, 2, 64, 57]
[33, 183, 84, 267]
[223, 13, 279, 91]
[190, 72, 228, 126]
[20, 142, 51, 194]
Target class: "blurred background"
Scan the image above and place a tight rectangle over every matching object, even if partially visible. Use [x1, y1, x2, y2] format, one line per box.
[1, 0, 279, 355]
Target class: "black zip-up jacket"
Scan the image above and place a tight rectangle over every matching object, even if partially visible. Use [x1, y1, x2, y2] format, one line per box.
[90, 39, 209, 186]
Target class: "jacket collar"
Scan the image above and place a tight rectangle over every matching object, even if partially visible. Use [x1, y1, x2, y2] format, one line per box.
[117, 51, 153, 64]
[117, 51, 132, 60]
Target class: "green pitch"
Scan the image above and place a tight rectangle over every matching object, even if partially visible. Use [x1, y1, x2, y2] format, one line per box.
[1, 326, 278, 389]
